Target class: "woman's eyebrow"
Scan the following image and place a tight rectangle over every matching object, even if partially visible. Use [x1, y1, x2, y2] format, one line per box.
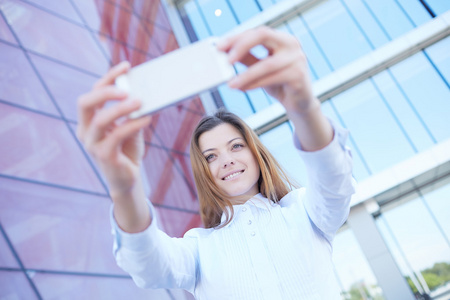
[201, 137, 243, 154]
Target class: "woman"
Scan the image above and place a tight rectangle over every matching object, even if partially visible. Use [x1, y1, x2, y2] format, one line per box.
[77, 27, 355, 299]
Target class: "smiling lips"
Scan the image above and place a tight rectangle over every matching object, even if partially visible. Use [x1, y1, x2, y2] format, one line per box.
[222, 170, 244, 180]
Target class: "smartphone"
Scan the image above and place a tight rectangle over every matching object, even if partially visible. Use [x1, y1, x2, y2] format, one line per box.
[115, 37, 236, 118]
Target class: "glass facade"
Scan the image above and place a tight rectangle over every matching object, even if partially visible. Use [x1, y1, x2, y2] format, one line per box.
[375, 176, 450, 297]
[178, 0, 450, 299]
[1, 0, 449, 299]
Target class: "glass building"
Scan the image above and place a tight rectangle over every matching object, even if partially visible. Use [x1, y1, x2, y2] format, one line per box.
[0, 0, 449, 299]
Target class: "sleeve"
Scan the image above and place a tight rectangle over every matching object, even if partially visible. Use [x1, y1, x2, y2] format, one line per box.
[110, 200, 198, 293]
[294, 119, 356, 243]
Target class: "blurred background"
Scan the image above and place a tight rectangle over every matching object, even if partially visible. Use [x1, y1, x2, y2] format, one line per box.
[0, 0, 449, 299]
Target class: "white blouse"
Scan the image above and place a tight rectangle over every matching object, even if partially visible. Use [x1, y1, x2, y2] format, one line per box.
[111, 123, 356, 299]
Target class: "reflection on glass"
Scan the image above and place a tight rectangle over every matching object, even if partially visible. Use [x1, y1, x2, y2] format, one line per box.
[425, 36, 450, 87]
[259, 122, 308, 186]
[331, 80, 416, 174]
[371, 70, 434, 153]
[389, 52, 450, 143]
[301, 0, 372, 70]
[376, 178, 450, 298]
[333, 227, 385, 300]
[282, 15, 333, 80]
[424, 0, 450, 15]
[321, 100, 371, 181]
[194, 0, 237, 36]
[362, 0, 415, 39]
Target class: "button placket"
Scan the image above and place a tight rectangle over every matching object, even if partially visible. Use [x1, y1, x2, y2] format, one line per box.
[242, 205, 283, 300]
[242, 206, 254, 236]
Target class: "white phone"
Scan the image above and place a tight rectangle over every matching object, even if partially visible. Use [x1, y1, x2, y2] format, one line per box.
[115, 37, 236, 118]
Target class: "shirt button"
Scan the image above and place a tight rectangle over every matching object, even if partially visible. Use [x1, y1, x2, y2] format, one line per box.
[250, 231, 256, 236]
[242, 207, 247, 212]
[247, 220, 252, 225]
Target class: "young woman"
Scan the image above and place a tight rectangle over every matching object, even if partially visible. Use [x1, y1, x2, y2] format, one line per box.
[77, 27, 355, 299]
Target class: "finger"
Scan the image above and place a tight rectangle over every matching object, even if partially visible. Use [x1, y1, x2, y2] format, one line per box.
[93, 61, 131, 90]
[102, 116, 152, 156]
[85, 99, 142, 147]
[229, 50, 298, 89]
[77, 86, 128, 139]
[225, 27, 284, 64]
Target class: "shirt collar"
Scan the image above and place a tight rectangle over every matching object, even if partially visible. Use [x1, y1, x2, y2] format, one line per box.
[218, 194, 276, 229]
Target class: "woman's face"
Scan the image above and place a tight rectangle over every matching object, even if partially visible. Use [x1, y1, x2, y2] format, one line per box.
[199, 123, 260, 203]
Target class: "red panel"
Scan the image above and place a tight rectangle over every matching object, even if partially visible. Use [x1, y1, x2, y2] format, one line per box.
[0, 43, 59, 115]
[143, 144, 199, 212]
[3, 0, 109, 75]
[0, 104, 105, 193]
[130, 0, 172, 31]
[151, 101, 205, 153]
[0, 177, 124, 274]
[97, 35, 155, 66]
[0, 271, 38, 300]
[155, 207, 203, 238]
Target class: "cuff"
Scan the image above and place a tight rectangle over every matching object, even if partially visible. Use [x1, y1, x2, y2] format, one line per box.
[110, 200, 159, 254]
[293, 119, 352, 174]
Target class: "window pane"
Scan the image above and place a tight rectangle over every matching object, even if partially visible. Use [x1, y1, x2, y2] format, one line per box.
[228, 0, 261, 23]
[421, 178, 450, 243]
[333, 228, 385, 299]
[390, 52, 450, 143]
[283, 16, 332, 80]
[425, 36, 450, 85]
[424, 0, 450, 15]
[331, 80, 416, 174]
[196, 0, 237, 36]
[371, 70, 434, 152]
[0, 271, 38, 300]
[0, 231, 18, 268]
[377, 188, 450, 295]
[259, 122, 308, 186]
[321, 101, 371, 180]
[302, 0, 372, 70]
[396, 0, 432, 26]
[341, 0, 390, 48]
[31, 272, 186, 300]
[218, 84, 254, 118]
[363, 0, 415, 39]
[183, 1, 212, 40]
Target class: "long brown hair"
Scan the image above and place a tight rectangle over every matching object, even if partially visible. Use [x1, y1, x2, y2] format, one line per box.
[190, 109, 297, 229]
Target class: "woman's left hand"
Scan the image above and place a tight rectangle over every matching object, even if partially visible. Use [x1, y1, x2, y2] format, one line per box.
[217, 26, 315, 114]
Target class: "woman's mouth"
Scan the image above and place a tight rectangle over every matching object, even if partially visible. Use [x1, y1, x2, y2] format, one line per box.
[223, 170, 244, 180]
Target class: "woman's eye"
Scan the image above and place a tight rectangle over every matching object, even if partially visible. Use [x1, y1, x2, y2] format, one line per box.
[205, 154, 215, 162]
[232, 143, 243, 150]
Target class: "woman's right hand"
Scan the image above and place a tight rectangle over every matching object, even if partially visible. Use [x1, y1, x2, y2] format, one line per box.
[76, 61, 152, 199]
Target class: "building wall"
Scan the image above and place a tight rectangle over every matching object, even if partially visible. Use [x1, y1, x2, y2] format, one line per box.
[0, 0, 200, 299]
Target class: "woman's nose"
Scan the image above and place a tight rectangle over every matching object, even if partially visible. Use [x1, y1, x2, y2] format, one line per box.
[223, 159, 235, 168]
